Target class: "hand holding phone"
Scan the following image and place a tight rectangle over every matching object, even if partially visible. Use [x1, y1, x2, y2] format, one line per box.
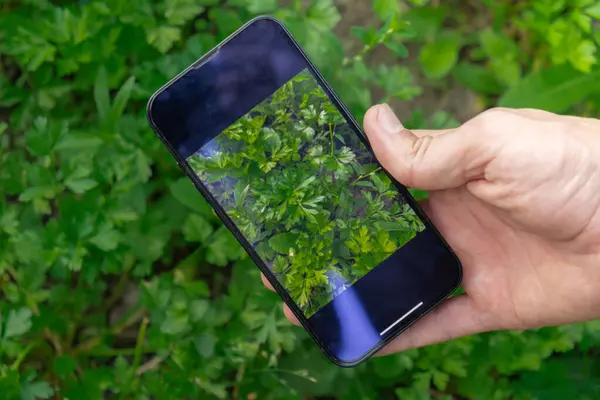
[147, 17, 462, 366]
[345, 102, 600, 357]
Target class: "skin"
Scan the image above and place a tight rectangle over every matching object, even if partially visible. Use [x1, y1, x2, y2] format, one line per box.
[262, 106, 600, 356]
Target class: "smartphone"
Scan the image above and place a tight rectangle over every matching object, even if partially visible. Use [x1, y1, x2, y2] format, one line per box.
[146, 16, 462, 367]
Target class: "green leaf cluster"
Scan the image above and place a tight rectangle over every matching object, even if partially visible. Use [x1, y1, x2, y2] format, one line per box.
[190, 70, 424, 317]
[403, 0, 600, 114]
[1, 0, 599, 399]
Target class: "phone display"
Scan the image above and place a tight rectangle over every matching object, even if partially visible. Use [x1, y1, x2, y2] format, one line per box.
[147, 17, 461, 366]
[189, 69, 426, 318]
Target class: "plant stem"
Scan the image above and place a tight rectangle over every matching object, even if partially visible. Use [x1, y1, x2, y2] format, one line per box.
[249, 368, 317, 383]
[14, 272, 66, 356]
[131, 318, 148, 371]
[342, 27, 397, 68]
[329, 123, 335, 156]
[74, 307, 146, 354]
[103, 257, 135, 313]
[136, 354, 167, 376]
[80, 347, 157, 358]
[5, 265, 18, 282]
[118, 317, 149, 400]
[45, 330, 63, 355]
[232, 363, 247, 399]
[103, 271, 130, 313]
[350, 167, 382, 186]
[10, 342, 37, 370]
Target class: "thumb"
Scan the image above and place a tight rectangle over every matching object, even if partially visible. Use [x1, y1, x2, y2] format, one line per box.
[363, 104, 491, 190]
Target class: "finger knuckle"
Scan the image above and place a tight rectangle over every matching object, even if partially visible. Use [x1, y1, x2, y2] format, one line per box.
[465, 107, 515, 136]
[407, 135, 434, 183]
[477, 107, 512, 124]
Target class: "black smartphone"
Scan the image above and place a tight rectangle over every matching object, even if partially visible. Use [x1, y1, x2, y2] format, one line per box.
[147, 16, 462, 367]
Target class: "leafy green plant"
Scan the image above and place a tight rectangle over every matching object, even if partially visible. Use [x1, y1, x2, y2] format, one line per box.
[1, 0, 599, 399]
[403, 0, 600, 114]
[190, 70, 424, 316]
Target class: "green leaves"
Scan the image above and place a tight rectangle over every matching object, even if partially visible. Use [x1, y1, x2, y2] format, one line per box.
[189, 69, 424, 317]
[111, 76, 136, 123]
[275, 0, 340, 64]
[2, 0, 600, 398]
[0, 370, 22, 400]
[453, 63, 505, 95]
[244, 0, 278, 14]
[305, 0, 341, 33]
[499, 65, 600, 112]
[147, 25, 181, 54]
[372, 64, 422, 101]
[53, 355, 78, 378]
[25, 117, 67, 157]
[1, 308, 33, 340]
[7, 27, 57, 71]
[346, 226, 374, 254]
[205, 226, 245, 266]
[20, 373, 54, 400]
[511, 356, 600, 399]
[94, 68, 136, 132]
[194, 332, 218, 358]
[337, 147, 356, 164]
[164, 0, 205, 25]
[419, 32, 462, 79]
[269, 232, 301, 254]
[170, 178, 213, 217]
[372, 0, 401, 20]
[182, 214, 214, 242]
[94, 68, 111, 126]
[546, 18, 597, 73]
[385, 40, 409, 58]
[404, 6, 448, 41]
[352, 26, 380, 47]
[89, 222, 121, 252]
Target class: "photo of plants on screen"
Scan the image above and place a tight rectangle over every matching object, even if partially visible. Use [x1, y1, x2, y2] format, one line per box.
[188, 69, 425, 317]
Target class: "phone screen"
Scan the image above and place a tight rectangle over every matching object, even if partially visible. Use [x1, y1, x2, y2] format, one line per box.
[188, 68, 427, 318]
[148, 17, 461, 366]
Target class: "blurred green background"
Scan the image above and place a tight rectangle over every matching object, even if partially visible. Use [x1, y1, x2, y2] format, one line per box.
[1, 0, 600, 399]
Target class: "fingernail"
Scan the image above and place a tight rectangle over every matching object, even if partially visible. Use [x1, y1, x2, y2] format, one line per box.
[377, 104, 404, 135]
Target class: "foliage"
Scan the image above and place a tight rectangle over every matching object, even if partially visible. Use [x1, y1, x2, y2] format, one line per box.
[0, 0, 599, 399]
[190, 70, 424, 317]
[402, 0, 600, 114]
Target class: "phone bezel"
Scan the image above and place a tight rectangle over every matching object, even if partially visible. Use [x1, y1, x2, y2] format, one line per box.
[146, 15, 462, 367]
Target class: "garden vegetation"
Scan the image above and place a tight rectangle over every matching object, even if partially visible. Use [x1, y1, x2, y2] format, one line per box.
[1, 0, 600, 399]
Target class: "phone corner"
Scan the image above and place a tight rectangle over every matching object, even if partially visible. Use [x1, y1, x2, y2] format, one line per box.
[326, 354, 365, 369]
[247, 14, 285, 26]
[449, 254, 464, 292]
[319, 346, 375, 369]
[145, 90, 160, 128]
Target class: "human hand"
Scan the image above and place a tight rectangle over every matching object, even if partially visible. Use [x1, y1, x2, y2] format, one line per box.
[262, 106, 600, 355]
